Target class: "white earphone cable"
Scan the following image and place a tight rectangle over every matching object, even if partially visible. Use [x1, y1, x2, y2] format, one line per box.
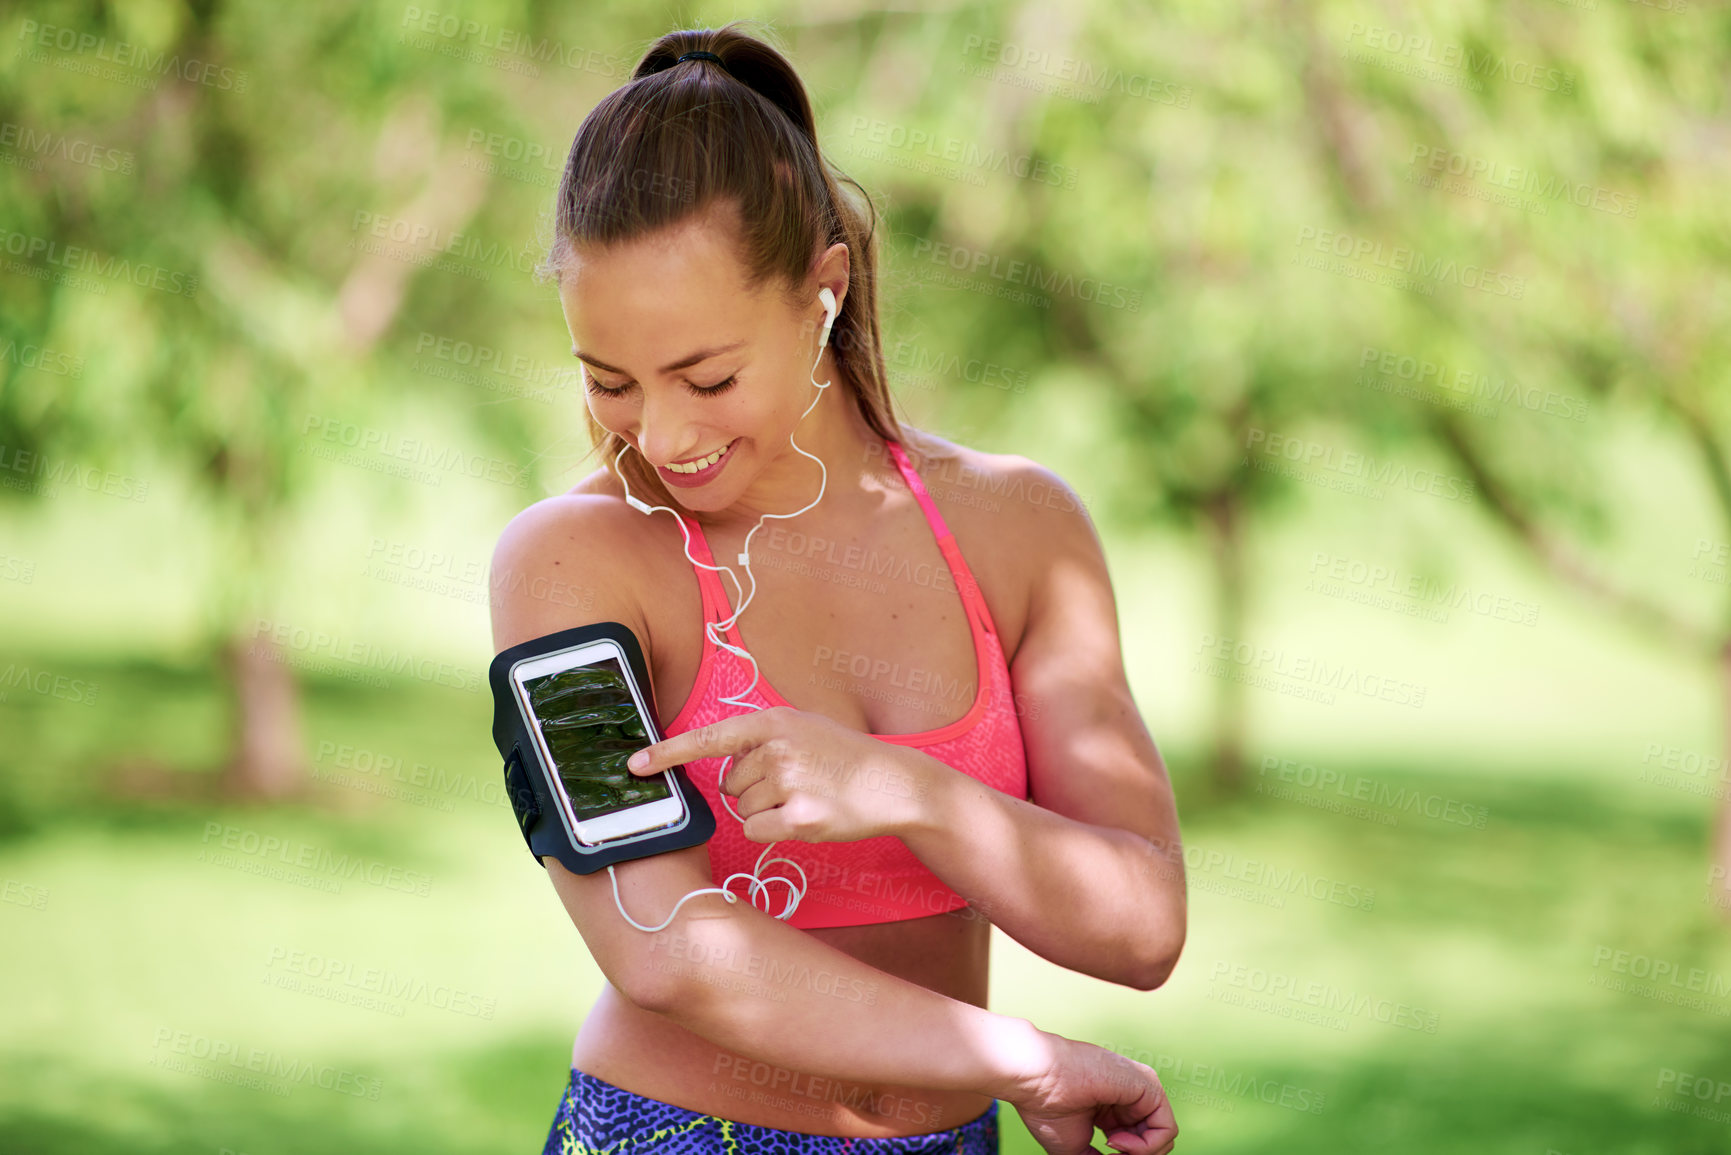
[605, 300, 834, 932]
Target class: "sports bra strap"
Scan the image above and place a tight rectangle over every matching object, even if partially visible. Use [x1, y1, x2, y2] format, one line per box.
[676, 515, 745, 649]
[884, 439, 956, 542]
[886, 440, 996, 639]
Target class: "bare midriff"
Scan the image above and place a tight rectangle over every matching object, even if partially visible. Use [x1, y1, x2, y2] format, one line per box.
[569, 907, 996, 1137]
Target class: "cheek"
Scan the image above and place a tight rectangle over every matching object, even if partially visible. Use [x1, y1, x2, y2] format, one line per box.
[582, 393, 621, 429]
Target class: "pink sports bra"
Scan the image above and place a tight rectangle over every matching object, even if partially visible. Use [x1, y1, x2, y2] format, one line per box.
[659, 437, 1030, 928]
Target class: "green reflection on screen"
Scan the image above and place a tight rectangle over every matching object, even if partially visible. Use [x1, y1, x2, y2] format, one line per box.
[524, 659, 672, 820]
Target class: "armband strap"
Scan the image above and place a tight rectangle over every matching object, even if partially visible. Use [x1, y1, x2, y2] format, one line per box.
[487, 621, 715, 875]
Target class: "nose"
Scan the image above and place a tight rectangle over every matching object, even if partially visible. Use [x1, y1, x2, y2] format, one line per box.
[629, 389, 705, 468]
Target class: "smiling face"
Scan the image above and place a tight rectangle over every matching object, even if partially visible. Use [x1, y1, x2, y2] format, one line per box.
[556, 201, 850, 520]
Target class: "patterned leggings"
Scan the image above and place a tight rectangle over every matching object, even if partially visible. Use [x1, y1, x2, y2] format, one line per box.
[542, 1067, 1000, 1154]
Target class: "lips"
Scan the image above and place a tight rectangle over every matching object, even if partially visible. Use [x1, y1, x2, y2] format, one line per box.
[656, 438, 737, 488]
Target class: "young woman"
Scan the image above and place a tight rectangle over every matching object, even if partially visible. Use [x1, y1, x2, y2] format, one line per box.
[490, 24, 1187, 1155]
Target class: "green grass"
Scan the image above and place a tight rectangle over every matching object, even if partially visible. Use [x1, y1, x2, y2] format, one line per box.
[3, 657, 1728, 1154]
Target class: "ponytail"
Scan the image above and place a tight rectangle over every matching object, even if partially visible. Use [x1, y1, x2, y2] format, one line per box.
[545, 22, 906, 511]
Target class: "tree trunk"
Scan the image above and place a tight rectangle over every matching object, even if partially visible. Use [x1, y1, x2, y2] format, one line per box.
[217, 632, 307, 800]
[1715, 638, 1731, 920]
[1203, 491, 1248, 793]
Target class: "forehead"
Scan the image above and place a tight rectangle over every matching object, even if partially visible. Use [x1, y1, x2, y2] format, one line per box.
[558, 209, 770, 354]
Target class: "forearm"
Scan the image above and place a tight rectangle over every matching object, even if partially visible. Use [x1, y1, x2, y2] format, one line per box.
[597, 865, 1050, 1102]
[896, 752, 1186, 989]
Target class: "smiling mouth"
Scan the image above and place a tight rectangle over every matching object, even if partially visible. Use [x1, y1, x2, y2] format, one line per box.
[664, 440, 736, 474]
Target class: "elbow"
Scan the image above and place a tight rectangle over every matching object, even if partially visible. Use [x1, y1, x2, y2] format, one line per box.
[608, 939, 714, 1016]
[613, 955, 685, 1015]
[1123, 922, 1187, 992]
[605, 921, 747, 1017]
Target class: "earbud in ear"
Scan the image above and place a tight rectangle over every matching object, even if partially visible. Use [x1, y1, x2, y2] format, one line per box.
[817, 287, 837, 351]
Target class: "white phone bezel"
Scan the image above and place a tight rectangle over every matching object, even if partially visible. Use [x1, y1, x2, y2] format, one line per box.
[510, 638, 689, 846]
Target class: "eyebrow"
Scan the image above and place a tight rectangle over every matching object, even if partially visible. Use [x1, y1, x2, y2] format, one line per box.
[572, 340, 746, 376]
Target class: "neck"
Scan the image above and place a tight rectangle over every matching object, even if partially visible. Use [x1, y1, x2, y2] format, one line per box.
[696, 378, 888, 537]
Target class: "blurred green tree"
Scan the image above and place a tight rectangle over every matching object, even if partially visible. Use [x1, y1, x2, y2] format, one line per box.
[0, 3, 570, 795]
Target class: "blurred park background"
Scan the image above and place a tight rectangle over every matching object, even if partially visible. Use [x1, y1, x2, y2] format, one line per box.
[3, 1, 1730, 1152]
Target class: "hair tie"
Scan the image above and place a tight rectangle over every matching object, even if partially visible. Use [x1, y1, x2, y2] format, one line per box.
[677, 50, 724, 66]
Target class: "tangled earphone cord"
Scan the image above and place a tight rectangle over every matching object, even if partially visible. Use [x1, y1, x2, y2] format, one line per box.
[605, 336, 832, 932]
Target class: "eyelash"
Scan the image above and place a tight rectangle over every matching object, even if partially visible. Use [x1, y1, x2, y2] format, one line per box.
[585, 374, 739, 399]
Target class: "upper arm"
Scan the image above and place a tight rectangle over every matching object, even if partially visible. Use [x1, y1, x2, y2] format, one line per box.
[543, 845, 737, 1012]
[488, 497, 731, 1007]
[1002, 460, 1184, 870]
[489, 495, 644, 652]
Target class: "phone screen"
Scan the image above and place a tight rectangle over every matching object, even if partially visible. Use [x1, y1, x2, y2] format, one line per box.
[522, 657, 674, 821]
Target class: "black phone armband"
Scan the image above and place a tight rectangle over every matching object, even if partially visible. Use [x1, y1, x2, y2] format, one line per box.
[487, 621, 715, 875]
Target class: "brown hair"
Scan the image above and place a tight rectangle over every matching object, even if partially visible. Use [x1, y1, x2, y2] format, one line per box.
[544, 22, 908, 510]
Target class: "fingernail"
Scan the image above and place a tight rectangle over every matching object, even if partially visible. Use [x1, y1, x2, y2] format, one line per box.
[628, 750, 648, 770]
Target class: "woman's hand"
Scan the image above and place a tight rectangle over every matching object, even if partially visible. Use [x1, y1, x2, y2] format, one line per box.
[625, 705, 937, 844]
[1004, 1033, 1179, 1155]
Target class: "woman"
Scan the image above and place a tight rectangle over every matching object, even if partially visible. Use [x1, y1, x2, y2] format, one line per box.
[489, 23, 1187, 1155]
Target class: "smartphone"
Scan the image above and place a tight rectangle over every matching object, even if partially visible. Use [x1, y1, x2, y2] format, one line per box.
[509, 638, 690, 845]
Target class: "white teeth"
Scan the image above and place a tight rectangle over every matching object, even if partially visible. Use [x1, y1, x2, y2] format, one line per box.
[666, 442, 730, 473]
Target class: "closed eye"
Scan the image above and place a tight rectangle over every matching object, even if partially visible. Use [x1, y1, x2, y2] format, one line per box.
[584, 373, 739, 398]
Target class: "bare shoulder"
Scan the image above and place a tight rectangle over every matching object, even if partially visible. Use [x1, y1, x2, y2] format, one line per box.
[897, 428, 1103, 658]
[898, 426, 1098, 548]
[488, 469, 649, 653]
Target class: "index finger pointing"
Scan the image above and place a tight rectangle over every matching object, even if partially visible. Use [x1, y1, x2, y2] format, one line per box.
[626, 713, 763, 774]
